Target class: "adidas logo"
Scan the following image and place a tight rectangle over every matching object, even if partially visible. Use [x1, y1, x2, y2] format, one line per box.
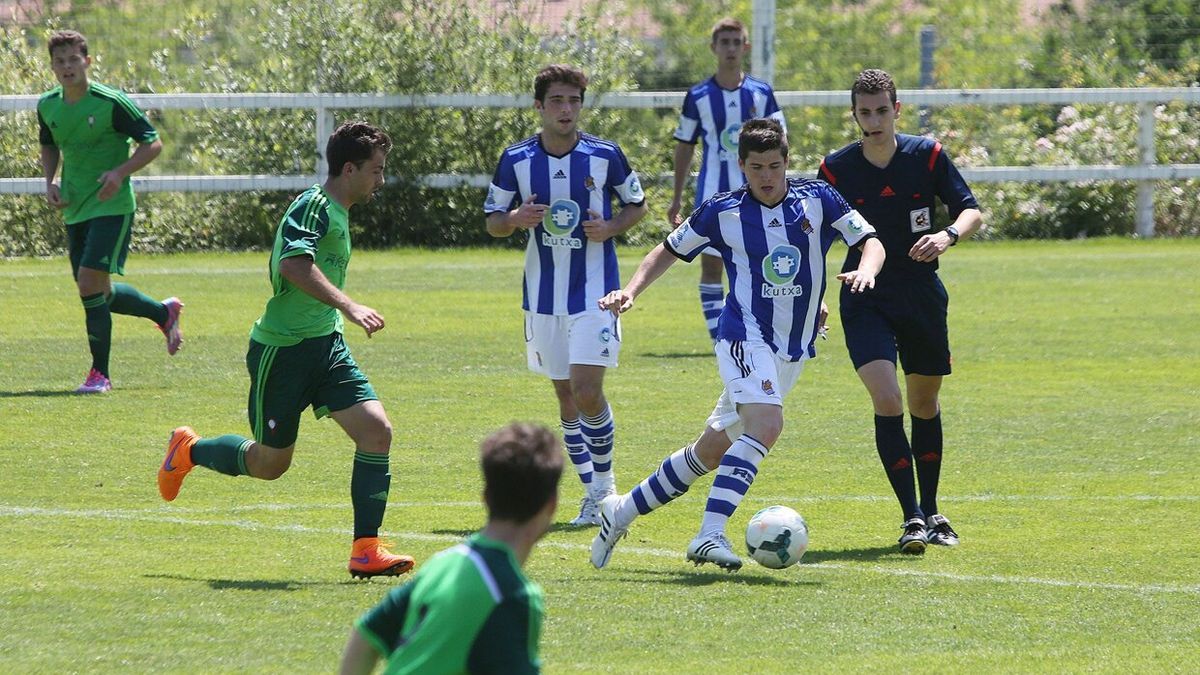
[728, 100, 737, 108]
[553, 169, 566, 179]
[768, 217, 782, 227]
[880, 185, 896, 197]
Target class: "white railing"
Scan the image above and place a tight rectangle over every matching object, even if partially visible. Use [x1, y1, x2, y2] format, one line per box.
[3, 88, 1199, 236]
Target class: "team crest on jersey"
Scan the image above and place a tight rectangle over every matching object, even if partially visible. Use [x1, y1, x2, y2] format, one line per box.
[761, 379, 775, 395]
[584, 175, 596, 191]
[720, 121, 742, 155]
[799, 216, 813, 234]
[910, 207, 932, 233]
[761, 244, 804, 298]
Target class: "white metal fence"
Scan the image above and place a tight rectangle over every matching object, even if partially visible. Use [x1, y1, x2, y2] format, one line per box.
[3, 87, 1199, 236]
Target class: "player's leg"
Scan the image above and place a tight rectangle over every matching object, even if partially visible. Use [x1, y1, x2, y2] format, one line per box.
[900, 277, 956, 544]
[591, 422, 722, 569]
[72, 218, 116, 392]
[843, 296, 926, 552]
[698, 249, 724, 343]
[95, 213, 182, 355]
[322, 335, 413, 578]
[568, 310, 621, 497]
[688, 343, 799, 571]
[530, 312, 599, 524]
[159, 339, 303, 500]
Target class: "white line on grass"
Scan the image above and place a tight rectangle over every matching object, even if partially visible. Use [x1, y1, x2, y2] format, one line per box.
[3, 503, 1198, 596]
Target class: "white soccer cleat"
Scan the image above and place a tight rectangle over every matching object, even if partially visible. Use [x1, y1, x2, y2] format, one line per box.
[590, 494, 629, 569]
[569, 491, 602, 527]
[686, 531, 743, 572]
[925, 514, 959, 546]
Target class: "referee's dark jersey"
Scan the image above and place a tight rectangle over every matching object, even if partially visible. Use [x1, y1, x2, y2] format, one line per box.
[817, 133, 978, 282]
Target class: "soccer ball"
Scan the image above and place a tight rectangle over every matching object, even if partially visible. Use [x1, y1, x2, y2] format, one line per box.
[745, 505, 808, 569]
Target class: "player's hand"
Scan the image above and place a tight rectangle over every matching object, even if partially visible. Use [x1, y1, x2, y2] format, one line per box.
[667, 198, 683, 226]
[817, 301, 830, 340]
[509, 193, 546, 230]
[346, 303, 385, 338]
[836, 270, 876, 294]
[96, 170, 123, 202]
[598, 289, 634, 315]
[909, 233, 951, 262]
[582, 209, 616, 242]
[46, 183, 68, 209]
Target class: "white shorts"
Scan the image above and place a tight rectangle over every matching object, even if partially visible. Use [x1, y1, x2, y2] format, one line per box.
[706, 339, 806, 440]
[525, 310, 621, 380]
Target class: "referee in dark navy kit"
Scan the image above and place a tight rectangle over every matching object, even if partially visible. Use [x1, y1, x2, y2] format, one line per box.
[818, 68, 984, 554]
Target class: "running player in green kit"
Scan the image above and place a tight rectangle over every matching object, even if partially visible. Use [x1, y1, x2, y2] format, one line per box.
[157, 121, 414, 579]
[37, 30, 183, 394]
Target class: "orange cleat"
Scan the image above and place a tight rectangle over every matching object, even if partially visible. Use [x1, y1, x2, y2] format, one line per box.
[349, 537, 415, 579]
[158, 426, 198, 502]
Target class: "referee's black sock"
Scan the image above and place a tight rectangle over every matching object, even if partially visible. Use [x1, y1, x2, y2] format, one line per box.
[874, 414, 922, 521]
[912, 413, 944, 517]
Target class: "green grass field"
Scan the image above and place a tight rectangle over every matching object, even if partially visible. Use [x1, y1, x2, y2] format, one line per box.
[1, 238, 1197, 673]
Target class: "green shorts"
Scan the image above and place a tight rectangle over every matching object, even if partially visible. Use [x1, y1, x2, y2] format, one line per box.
[67, 213, 133, 278]
[245, 332, 378, 448]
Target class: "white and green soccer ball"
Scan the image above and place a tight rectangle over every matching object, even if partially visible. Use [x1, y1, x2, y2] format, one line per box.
[745, 505, 808, 569]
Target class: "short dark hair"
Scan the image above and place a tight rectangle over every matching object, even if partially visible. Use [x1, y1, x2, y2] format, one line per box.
[738, 118, 788, 161]
[48, 30, 87, 57]
[326, 121, 392, 176]
[852, 68, 897, 108]
[481, 422, 563, 523]
[534, 64, 588, 104]
[711, 17, 747, 43]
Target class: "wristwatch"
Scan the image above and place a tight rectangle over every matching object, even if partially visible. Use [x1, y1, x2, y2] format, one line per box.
[945, 226, 960, 246]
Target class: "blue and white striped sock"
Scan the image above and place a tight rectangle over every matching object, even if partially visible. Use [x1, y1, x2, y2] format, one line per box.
[699, 283, 724, 342]
[617, 444, 709, 524]
[561, 417, 593, 488]
[699, 434, 769, 535]
[581, 405, 615, 492]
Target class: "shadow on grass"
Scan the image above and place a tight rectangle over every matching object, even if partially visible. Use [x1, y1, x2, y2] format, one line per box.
[0, 389, 78, 398]
[640, 352, 711, 359]
[801, 545, 903, 563]
[143, 573, 361, 591]
[606, 567, 816, 588]
[429, 528, 476, 538]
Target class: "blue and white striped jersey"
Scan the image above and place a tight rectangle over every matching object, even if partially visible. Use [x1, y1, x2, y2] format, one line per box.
[485, 133, 645, 316]
[664, 178, 876, 361]
[673, 75, 786, 208]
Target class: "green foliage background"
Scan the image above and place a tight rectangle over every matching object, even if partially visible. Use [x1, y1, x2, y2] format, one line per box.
[1, 0, 1198, 257]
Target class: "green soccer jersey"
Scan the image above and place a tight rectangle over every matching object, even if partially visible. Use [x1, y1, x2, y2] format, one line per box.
[356, 533, 545, 675]
[36, 82, 158, 225]
[249, 185, 350, 346]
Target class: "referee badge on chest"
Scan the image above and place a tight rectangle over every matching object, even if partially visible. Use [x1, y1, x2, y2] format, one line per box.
[910, 207, 932, 233]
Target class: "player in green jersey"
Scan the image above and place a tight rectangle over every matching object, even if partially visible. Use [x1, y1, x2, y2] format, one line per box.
[157, 121, 415, 579]
[37, 30, 183, 394]
[340, 422, 563, 675]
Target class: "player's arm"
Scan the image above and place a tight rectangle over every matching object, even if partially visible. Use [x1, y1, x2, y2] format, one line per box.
[279, 256, 385, 337]
[97, 139, 162, 202]
[38, 109, 67, 209]
[487, 193, 546, 238]
[40, 145, 67, 209]
[668, 141, 696, 225]
[599, 243, 677, 315]
[338, 628, 381, 675]
[837, 237, 885, 294]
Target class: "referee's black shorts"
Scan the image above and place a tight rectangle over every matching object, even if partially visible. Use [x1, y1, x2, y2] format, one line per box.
[839, 274, 951, 376]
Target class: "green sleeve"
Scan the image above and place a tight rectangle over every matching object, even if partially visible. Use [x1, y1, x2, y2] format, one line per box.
[278, 196, 330, 260]
[110, 91, 158, 143]
[355, 582, 414, 659]
[466, 592, 542, 674]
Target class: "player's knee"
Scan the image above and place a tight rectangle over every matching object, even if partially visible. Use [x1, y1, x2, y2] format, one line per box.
[908, 398, 940, 419]
[257, 456, 292, 480]
[748, 416, 783, 449]
[870, 390, 904, 416]
[570, 385, 605, 414]
[362, 420, 393, 454]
